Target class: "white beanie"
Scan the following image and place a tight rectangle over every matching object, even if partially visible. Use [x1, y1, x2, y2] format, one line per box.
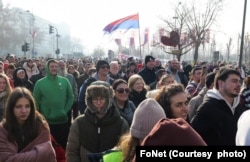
[236, 109, 250, 145]
[130, 98, 166, 139]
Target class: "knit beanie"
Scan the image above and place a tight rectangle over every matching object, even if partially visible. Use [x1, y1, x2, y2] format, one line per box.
[144, 55, 155, 64]
[130, 98, 166, 140]
[86, 81, 114, 114]
[141, 118, 207, 146]
[96, 60, 109, 72]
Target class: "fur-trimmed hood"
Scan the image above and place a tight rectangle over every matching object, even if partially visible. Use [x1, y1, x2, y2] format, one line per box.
[85, 81, 114, 115]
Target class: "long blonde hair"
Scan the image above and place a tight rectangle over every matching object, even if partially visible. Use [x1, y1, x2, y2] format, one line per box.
[0, 73, 12, 97]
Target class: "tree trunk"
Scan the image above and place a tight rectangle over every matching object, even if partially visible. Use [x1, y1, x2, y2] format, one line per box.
[193, 44, 199, 64]
[177, 54, 181, 62]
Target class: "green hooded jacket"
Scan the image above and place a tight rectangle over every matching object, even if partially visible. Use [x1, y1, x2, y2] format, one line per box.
[33, 59, 74, 124]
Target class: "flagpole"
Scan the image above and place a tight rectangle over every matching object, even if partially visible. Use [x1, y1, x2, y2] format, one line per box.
[138, 12, 142, 60]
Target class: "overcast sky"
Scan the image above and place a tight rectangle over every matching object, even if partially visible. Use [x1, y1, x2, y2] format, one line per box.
[3, 0, 250, 53]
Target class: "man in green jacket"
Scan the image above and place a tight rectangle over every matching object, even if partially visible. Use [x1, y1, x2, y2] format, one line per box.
[33, 59, 74, 149]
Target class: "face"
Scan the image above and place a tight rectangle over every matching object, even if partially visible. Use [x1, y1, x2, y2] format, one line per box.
[115, 83, 129, 102]
[57, 61, 65, 70]
[170, 92, 189, 120]
[146, 59, 155, 69]
[14, 97, 31, 125]
[193, 69, 202, 82]
[155, 60, 161, 67]
[68, 66, 75, 74]
[49, 62, 58, 76]
[110, 64, 119, 74]
[92, 97, 106, 112]
[0, 77, 7, 92]
[9, 56, 15, 63]
[17, 70, 25, 79]
[219, 74, 241, 98]
[132, 79, 144, 92]
[39, 62, 46, 71]
[28, 61, 33, 66]
[7, 68, 15, 75]
[170, 60, 179, 71]
[98, 64, 110, 76]
[161, 76, 175, 86]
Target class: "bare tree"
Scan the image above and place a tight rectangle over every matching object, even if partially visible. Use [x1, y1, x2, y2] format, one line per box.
[155, 0, 223, 62]
[183, 0, 223, 63]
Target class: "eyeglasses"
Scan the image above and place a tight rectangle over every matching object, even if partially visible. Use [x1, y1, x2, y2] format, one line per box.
[116, 88, 130, 94]
[100, 65, 110, 69]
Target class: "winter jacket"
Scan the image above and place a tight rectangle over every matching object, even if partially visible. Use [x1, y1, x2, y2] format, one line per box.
[66, 107, 129, 162]
[33, 60, 74, 125]
[191, 88, 247, 145]
[0, 123, 56, 162]
[188, 87, 208, 120]
[112, 98, 136, 126]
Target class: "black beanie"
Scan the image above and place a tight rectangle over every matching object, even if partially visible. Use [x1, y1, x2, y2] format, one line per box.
[96, 60, 109, 72]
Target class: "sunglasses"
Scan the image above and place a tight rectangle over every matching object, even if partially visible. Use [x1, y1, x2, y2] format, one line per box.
[100, 65, 110, 69]
[116, 88, 130, 94]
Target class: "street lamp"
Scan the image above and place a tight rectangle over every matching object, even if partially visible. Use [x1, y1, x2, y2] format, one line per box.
[172, 2, 182, 59]
[239, 0, 247, 68]
[173, 2, 182, 31]
[26, 10, 36, 58]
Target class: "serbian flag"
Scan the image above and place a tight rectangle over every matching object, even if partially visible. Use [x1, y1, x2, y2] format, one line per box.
[103, 14, 139, 34]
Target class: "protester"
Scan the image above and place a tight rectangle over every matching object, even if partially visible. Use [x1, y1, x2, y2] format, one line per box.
[147, 74, 175, 98]
[166, 59, 188, 87]
[240, 76, 250, 109]
[66, 81, 129, 162]
[188, 72, 216, 120]
[236, 109, 250, 145]
[12, 67, 33, 92]
[22, 59, 39, 79]
[123, 98, 166, 162]
[140, 118, 206, 146]
[33, 59, 74, 149]
[112, 79, 136, 126]
[154, 83, 189, 121]
[191, 68, 247, 145]
[185, 66, 205, 99]
[0, 73, 12, 121]
[138, 55, 156, 85]
[128, 74, 148, 107]
[0, 87, 56, 162]
[78, 60, 114, 114]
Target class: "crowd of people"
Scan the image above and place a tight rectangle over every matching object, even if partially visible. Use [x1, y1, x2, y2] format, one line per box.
[0, 53, 249, 162]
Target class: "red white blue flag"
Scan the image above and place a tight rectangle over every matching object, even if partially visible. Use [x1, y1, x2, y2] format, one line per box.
[103, 14, 139, 34]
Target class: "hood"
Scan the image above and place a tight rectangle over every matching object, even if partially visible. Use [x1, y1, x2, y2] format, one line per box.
[45, 59, 57, 79]
[13, 67, 28, 82]
[207, 88, 240, 113]
[85, 81, 114, 115]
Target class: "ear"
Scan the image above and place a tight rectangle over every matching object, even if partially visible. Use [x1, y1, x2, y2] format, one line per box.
[217, 80, 224, 88]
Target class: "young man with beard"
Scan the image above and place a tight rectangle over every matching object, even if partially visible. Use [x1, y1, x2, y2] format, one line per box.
[166, 59, 188, 88]
[190, 67, 247, 145]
